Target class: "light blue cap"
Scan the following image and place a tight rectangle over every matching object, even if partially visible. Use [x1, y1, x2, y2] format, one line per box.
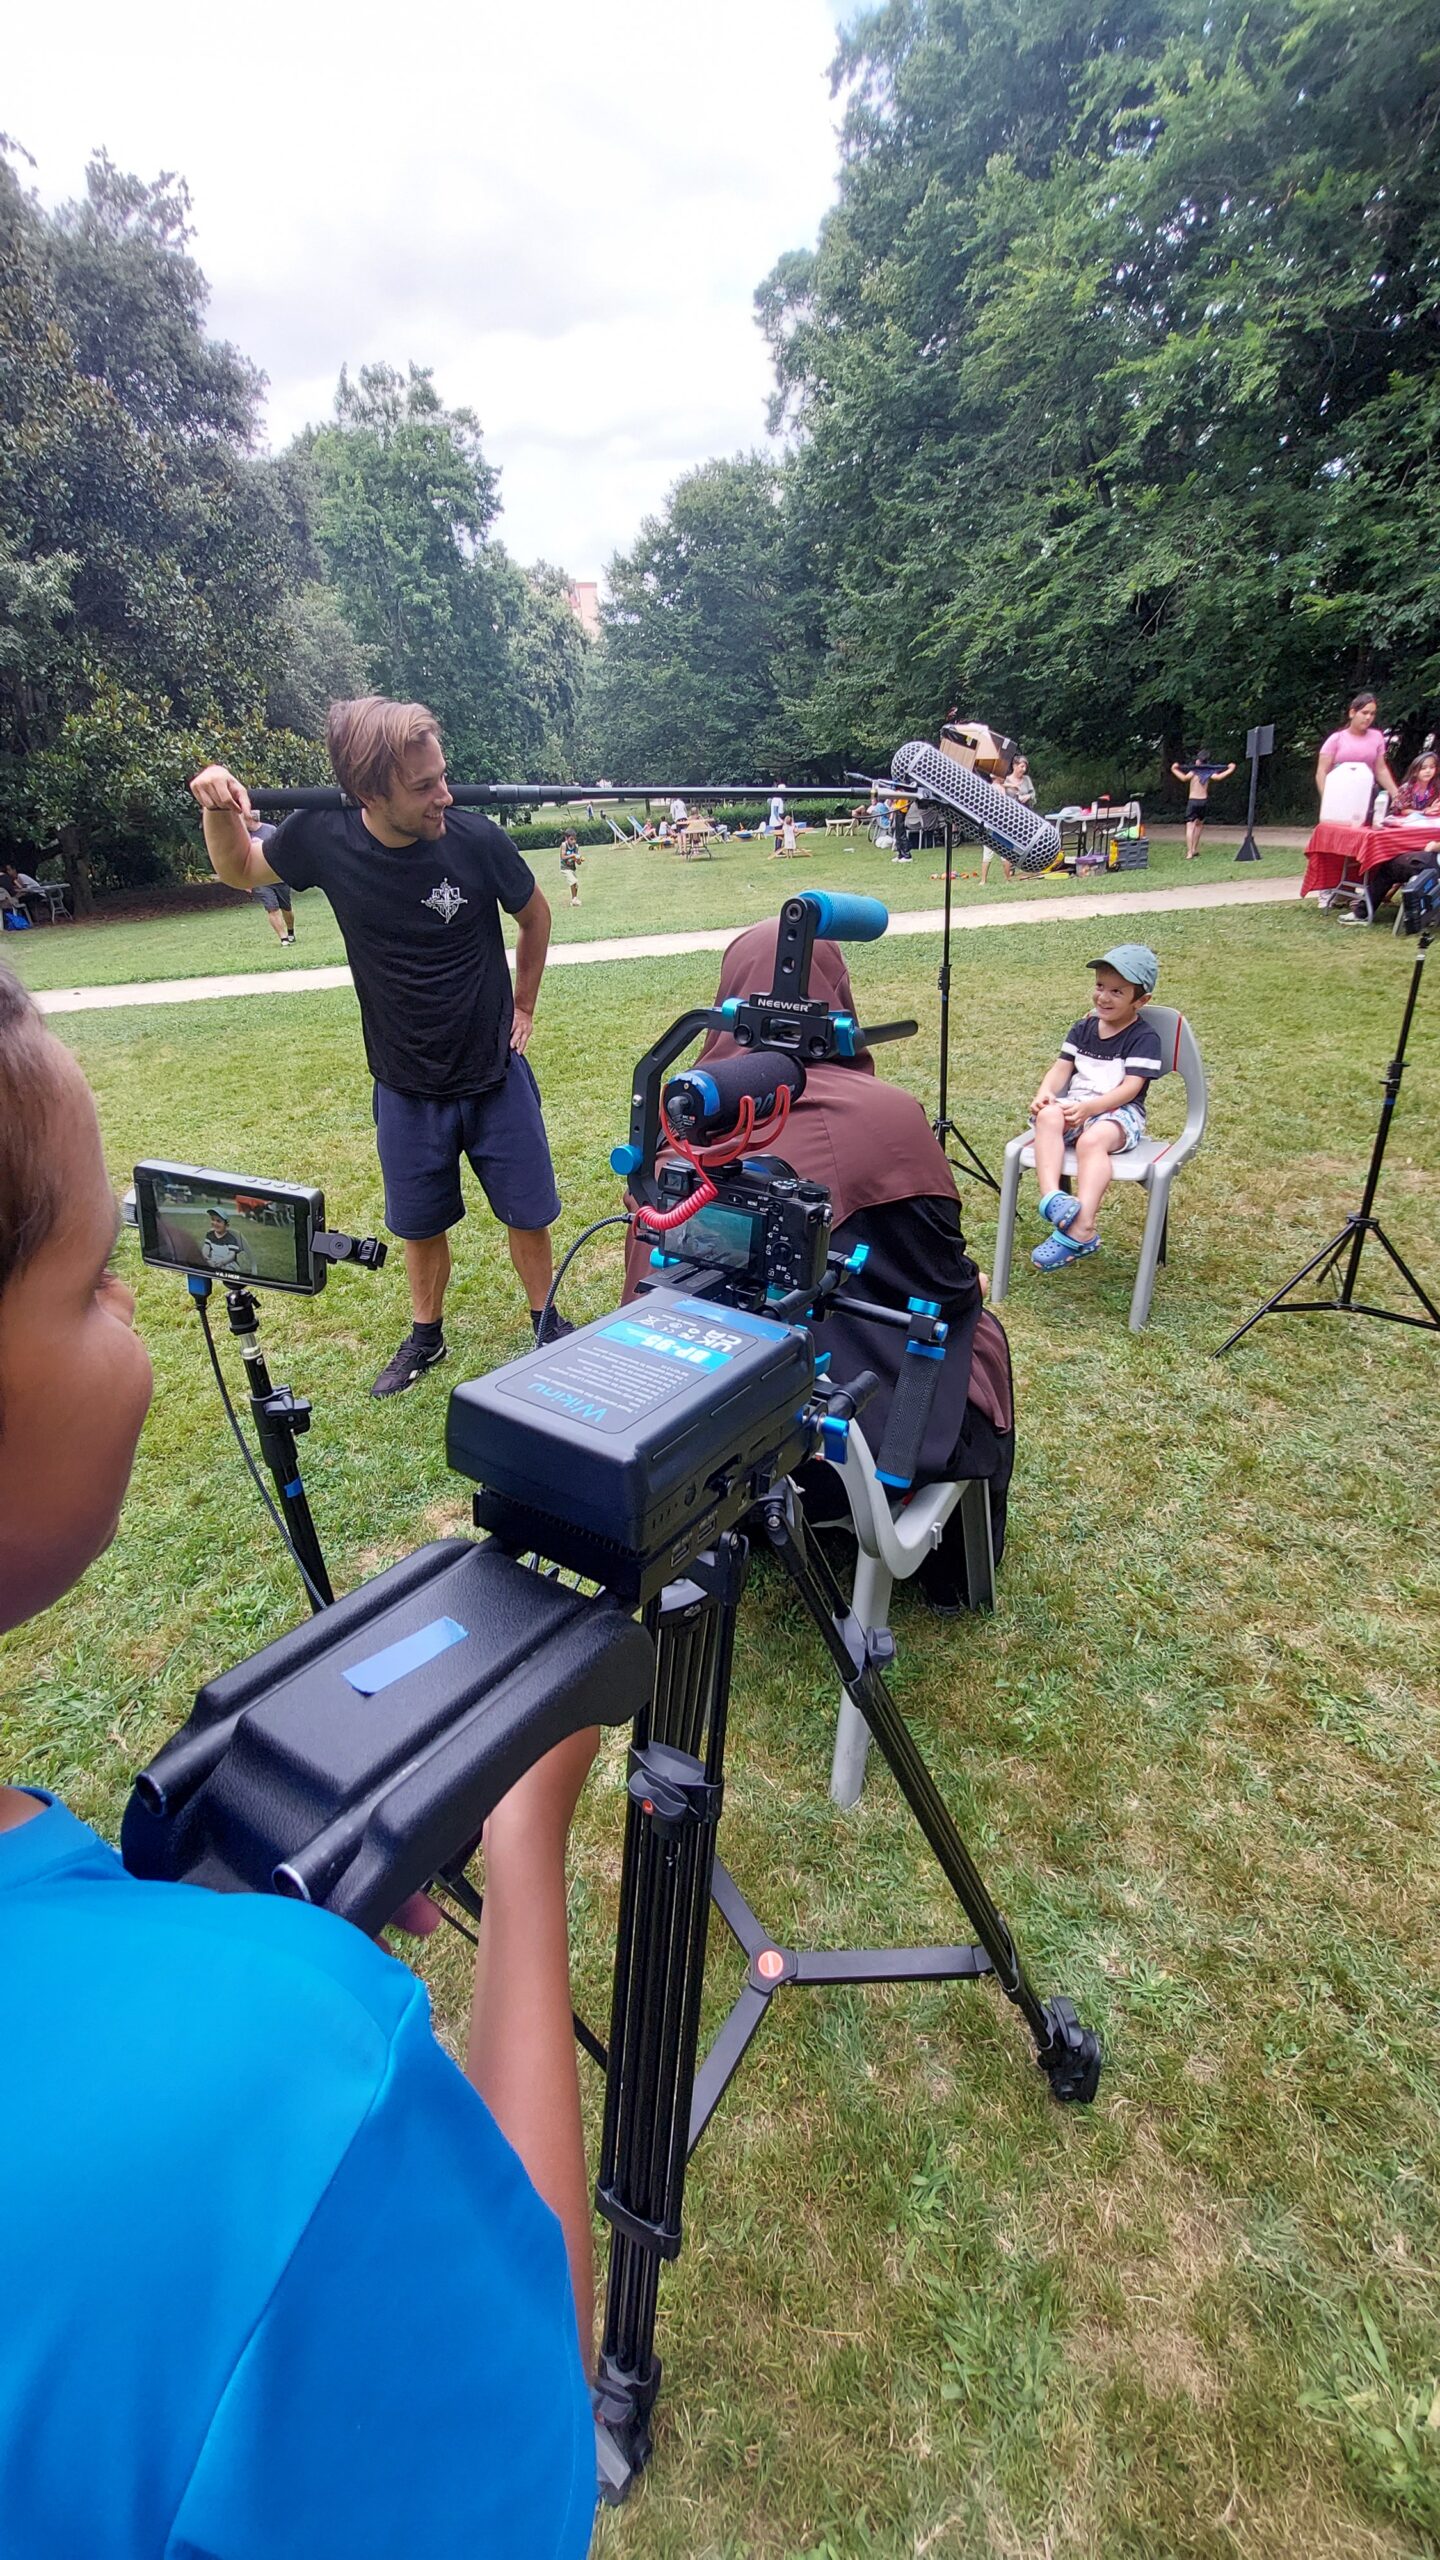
[1088, 942, 1159, 993]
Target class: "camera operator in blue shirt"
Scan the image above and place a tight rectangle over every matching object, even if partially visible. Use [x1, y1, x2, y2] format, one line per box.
[0, 964, 598, 2557]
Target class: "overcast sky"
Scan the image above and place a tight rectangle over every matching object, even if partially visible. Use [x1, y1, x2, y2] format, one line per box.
[6, 0, 852, 582]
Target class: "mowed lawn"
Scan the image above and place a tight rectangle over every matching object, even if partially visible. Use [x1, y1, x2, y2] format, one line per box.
[5, 822, 1306, 991]
[5, 902, 1438, 2558]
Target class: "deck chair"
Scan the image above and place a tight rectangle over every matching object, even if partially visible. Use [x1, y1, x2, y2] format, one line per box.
[825, 1419, 996, 1808]
[990, 1005, 1208, 1332]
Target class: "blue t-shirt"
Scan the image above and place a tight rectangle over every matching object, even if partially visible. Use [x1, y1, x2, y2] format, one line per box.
[0, 1797, 595, 2560]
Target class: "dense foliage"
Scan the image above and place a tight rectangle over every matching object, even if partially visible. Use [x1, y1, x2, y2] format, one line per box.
[0, 150, 587, 898]
[591, 0, 1440, 796]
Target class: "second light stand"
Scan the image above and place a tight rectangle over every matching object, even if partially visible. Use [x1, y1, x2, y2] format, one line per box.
[933, 819, 999, 1191]
[1217, 929, 1440, 1350]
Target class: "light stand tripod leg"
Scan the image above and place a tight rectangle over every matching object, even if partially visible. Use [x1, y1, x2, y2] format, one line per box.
[593, 1539, 747, 2499]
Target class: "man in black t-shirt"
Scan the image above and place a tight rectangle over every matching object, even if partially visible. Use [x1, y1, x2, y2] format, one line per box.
[191, 700, 564, 1398]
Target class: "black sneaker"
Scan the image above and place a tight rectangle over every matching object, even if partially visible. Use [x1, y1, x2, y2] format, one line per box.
[371, 1330, 449, 1399]
[531, 1307, 576, 1346]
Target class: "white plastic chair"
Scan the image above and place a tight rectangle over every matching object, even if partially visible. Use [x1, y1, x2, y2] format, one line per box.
[826, 1420, 995, 1808]
[990, 1007, 1208, 1332]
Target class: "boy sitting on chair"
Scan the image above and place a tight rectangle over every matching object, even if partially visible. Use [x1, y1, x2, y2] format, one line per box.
[1026, 944, 1163, 1272]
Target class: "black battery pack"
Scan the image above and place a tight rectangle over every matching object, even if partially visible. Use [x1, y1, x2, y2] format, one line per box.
[121, 1538, 651, 1933]
[446, 1290, 816, 1599]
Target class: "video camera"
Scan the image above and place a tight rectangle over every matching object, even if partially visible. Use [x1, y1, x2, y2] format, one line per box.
[121, 887, 1099, 2501]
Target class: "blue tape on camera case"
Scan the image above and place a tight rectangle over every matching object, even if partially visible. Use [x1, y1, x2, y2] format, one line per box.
[343, 1615, 468, 1696]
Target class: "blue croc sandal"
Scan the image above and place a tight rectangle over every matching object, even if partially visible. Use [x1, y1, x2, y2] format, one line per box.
[1037, 1190, 1080, 1230]
[1032, 1229, 1099, 1272]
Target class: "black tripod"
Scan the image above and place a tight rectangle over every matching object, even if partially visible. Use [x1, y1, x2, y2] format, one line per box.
[933, 819, 999, 1191]
[1218, 931, 1440, 1352]
[592, 1484, 1100, 2500]
[192, 1277, 335, 1606]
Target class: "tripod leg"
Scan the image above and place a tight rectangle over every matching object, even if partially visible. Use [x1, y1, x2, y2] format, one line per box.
[761, 1488, 1100, 2102]
[1363, 1224, 1440, 1328]
[593, 1537, 747, 2499]
[1214, 1222, 1355, 1353]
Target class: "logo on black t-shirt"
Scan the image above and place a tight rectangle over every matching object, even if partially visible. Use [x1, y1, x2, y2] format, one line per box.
[423, 879, 468, 925]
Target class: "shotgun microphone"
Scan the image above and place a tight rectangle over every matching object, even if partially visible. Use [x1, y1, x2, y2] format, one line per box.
[662, 1050, 807, 1143]
[890, 741, 1061, 871]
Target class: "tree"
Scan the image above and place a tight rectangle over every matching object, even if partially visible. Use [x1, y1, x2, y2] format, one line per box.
[0, 144, 312, 901]
[758, 0, 1440, 781]
[586, 457, 812, 780]
[304, 363, 528, 776]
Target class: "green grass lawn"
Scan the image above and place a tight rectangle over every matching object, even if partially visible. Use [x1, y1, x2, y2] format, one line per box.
[6, 903, 1438, 2556]
[4, 824, 1307, 991]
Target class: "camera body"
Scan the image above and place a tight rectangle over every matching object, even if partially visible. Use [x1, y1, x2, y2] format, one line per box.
[1398, 865, 1440, 937]
[641, 1157, 833, 1308]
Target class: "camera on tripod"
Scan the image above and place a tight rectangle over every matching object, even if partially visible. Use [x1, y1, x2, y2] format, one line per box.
[121, 887, 1101, 2502]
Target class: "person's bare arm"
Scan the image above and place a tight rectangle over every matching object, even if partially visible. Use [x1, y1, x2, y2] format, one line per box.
[510, 886, 552, 1054]
[189, 764, 280, 889]
[467, 1726, 600, 2369]
[1170, 763, 1190, 783]
[1378, 755, 1401, 800]
[1064, 1070, 1146, 1127]
[1029, 1057, 1074, 1118]
[1315, 747, 1335, 796]
[1216, 762, 1237, 781]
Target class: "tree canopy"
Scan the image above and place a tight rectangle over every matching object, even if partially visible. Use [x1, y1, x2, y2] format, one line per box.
[592, 0, 1440, 791]
[0, 150, 587, 897]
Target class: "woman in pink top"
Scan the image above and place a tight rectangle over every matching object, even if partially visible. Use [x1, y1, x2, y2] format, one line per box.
[1314, 692, 1400, 810]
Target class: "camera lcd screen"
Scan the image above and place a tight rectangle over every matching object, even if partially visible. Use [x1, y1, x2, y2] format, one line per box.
[680, 1200, 763, 1277]
[134, 1162, 324, 1294]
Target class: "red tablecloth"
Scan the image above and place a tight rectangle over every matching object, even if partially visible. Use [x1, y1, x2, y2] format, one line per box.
[1301, 821, 1440, 897]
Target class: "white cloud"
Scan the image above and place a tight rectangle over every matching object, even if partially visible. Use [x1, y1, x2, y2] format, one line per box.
[6, 0, 847, 577]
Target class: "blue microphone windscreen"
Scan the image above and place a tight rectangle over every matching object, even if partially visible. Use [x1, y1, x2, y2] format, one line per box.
[803, 891, 889, 943]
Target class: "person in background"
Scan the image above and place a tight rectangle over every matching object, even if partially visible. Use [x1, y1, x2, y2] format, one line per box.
[623, 922, 1016, 1612]
[0, 965, 598, 2558]
[1170, 749, 1236, 859]
[558, 830, 583, 908]
[1345, 751, 1440, 922]
[1314, 694, 1400, 820]
[244, 812, 298, 945]
[1394, 750, 1440, 815]
[669, 795, 688, 835]
[768, 787, 787, 852]
[890, 793, 913, 862]
[1001, 754, 1037, 808]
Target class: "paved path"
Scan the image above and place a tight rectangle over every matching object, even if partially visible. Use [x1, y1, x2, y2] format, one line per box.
[33, 874, 1300, 1017]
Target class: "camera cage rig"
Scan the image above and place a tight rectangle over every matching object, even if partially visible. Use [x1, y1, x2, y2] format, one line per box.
[122, 890, 1103, 2504]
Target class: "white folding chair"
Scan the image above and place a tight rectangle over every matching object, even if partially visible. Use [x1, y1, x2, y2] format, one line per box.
[825, 1419, 995, 1809]
[990, 1006, 1208, 1332]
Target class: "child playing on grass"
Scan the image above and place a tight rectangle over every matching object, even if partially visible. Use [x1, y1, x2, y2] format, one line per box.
[1026, 944, 1164, 1272]
[558, 831, 583, 906]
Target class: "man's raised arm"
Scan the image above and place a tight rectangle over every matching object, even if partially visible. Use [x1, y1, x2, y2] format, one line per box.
[189, 765, 280, 890]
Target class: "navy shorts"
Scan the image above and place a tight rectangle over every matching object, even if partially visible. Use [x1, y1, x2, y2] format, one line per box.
[372, 1057, 562, 1239]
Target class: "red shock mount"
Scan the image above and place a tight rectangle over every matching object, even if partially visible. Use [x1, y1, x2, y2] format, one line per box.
[638, 1085, 795, 1233]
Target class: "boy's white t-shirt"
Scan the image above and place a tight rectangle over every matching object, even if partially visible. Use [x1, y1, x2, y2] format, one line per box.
[1061, 1011, 1164, 1111]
